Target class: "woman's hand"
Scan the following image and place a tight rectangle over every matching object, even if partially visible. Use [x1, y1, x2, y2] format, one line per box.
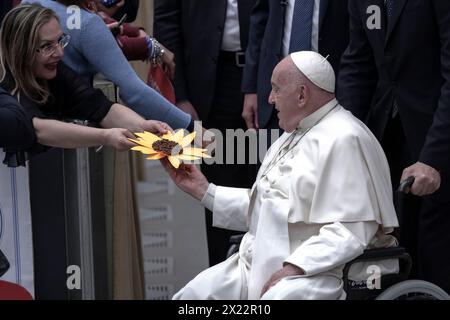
[103, 127, 136, 151]
[141, 120, 172, 136]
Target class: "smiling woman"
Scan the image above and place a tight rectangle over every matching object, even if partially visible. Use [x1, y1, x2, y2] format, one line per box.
[0, 3, 171, 167]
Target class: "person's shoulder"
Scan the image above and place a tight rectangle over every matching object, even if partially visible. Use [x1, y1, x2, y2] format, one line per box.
[24, 0, 64, 13]
[0, 87, 20, 108]
[322, 106, 376, 145]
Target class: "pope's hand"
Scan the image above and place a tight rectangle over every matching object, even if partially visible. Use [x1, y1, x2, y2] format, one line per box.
[160, 160, 209, 201]
[260, 263, 304, 298]
[401, 161, 441, 196]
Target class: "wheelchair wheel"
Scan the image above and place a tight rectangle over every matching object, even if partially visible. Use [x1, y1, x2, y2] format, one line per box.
[376, 280, 450, 300]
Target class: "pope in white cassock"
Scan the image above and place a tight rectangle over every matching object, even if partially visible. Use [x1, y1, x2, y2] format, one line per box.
[161, 51, 400, 300]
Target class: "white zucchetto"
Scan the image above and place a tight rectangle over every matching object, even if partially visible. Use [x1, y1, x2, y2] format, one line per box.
[290, 51, 335, 93]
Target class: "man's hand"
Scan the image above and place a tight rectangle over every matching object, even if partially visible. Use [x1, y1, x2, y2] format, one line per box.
[103, 128, 136, 151]
[260, 263, 304, 298]
[401, 161, 441, 196]
[141, 120, 172, 136]
[177, 100, 200, 121]
[160, 160, 209, 201]
[242, 93, 259, 129]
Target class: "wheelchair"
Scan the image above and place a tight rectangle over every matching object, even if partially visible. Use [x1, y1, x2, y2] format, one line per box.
[225, 177, 450, 300]
[227, 234, 449, 300]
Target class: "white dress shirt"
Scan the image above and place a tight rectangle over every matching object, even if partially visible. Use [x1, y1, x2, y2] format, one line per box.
[222, 0, 242, 51]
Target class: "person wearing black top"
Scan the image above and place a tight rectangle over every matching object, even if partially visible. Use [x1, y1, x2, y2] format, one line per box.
[0, 88, 36, 149]
[0, 4, 170, 167]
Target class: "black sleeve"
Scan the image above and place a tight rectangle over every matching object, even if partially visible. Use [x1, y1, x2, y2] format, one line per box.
[51, 63, 114, 123]
[336, 0, 378, 121]
[0, 92, 36, 149]
[154, 0, 188, 102]
[242, 0, 269, 93]
[113, 0, 140, 23]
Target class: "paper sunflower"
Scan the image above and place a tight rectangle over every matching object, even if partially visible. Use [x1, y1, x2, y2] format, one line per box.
[129, 130, 210, 168]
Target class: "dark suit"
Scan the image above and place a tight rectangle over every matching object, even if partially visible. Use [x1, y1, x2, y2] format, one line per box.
[154, 0, 255, 120]
[338, 0, 450, 293]
[154, 0, 258, 266]
[242, 0, 349, 129]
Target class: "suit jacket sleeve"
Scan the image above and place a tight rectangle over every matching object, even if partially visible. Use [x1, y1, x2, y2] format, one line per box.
[242, 0, 269, 93]
[418, 0, 450, 171]
[337, 0, 378, 121]
[154, 0, 188, 103]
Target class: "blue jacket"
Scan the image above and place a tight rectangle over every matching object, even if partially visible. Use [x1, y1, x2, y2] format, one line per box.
[25, 0, 192, 130]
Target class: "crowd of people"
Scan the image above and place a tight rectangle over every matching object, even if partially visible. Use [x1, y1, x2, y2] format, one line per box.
[0, 0, 449, 300]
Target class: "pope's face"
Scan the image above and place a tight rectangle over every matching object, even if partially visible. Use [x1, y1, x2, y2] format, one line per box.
[268, 64, 302, 133]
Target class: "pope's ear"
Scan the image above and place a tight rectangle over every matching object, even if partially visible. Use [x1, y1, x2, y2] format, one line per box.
[297, 84, 308, 106]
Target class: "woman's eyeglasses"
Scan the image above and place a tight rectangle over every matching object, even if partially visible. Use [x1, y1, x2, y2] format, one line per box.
[36, 34, 71, 57]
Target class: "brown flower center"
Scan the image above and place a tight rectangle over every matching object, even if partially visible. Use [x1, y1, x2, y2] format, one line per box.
[152, 139, 182, 156]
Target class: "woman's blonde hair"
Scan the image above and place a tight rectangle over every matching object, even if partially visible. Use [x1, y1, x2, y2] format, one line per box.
[0, 4, 60, 104]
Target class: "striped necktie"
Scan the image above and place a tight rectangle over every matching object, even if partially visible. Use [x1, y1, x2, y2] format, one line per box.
[289, 0, 315, 53]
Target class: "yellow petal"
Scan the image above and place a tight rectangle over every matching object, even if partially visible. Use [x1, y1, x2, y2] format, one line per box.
[168, 156, 181, 168]
[128, 138, 155, 149]
[135, 131, 161, 144]
[131, 146, 157, 154]
[177, 154, 201, 161]
[171, 129, 186, 144]
[180, 132, 197, 147]
[147, 153, 166, 160]
[161, 131, 175, 141]
[182, 147, 209, 157]
[200, 153, 212, 158]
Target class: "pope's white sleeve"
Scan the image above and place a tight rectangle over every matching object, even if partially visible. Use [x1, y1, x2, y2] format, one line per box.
[200, 183, 217, 212]
[207, 185, 252, 232]
[284, 221, 379, 276]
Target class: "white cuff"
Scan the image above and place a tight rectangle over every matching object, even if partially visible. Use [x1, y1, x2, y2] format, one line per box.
[200, 183, 217, 212]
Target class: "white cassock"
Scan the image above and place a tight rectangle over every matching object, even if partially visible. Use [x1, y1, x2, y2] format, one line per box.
[173, 99, 399, 300]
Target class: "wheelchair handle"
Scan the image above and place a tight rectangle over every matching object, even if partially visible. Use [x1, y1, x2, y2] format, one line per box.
[398, 176, 415, 194]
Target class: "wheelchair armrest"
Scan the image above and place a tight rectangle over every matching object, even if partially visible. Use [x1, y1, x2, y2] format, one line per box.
[343, 247, 411, 276]
[350, 247, 407, 261]
[342, 247, 412, 297]
[226, 234, 245, 259]
[229, 234, 244, 245]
